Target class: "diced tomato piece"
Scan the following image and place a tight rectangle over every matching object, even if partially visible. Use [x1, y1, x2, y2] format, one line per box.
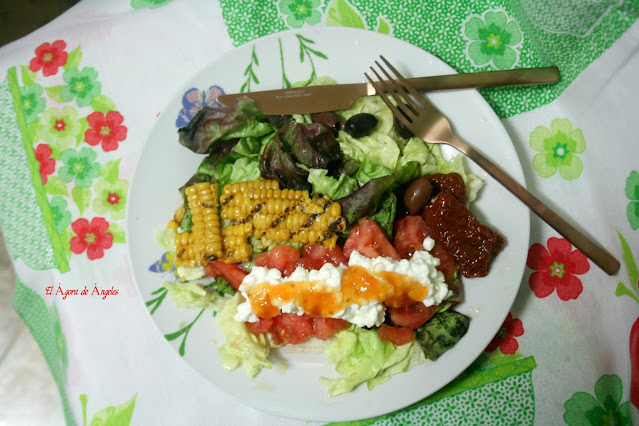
[203, 262, 220, 278]
[206, 261, 247, 291]
[393, 216, 429, 260]
[255, 245, 300, 273]
[284, 244, 349, 274]
[301, 244, 349, 267]
[312, 318, 350, 340]
[343, 219, 400, 261]
[393, 215, 456, 284]
[388, 302, 441, 329]
[378, 324, 415, 345]
[270, 313, 315, 345]
[245, 317, 274, 335]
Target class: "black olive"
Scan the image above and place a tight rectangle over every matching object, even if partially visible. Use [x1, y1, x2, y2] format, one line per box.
[344, 113, 378, 138]
[312, 112, 344, 136]
[403, 177, 434, 215]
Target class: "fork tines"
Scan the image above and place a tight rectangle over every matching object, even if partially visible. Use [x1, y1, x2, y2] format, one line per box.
[365, 56, 429, 129]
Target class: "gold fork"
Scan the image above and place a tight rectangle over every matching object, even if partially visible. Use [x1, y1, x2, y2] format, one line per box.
[366, 56, 620, 276]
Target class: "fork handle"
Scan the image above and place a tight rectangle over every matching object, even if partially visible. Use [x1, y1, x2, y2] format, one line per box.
[450, 135, 620, 276]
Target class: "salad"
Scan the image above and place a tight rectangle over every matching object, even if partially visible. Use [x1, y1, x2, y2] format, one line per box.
[156, 77, 504, 397]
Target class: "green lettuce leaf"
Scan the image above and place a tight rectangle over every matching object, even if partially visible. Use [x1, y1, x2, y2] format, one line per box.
[214, 156, 262, 188]
[354, 157, 392, 185]
[155, 229, 176, 253]
[319, 327, 425, 397]
[162, 281, 225, 311]
[429, 145, 484, 202]
[338, 131, 400, 171]
[218, 293, 272, 378]
[308, 168, 359, 199]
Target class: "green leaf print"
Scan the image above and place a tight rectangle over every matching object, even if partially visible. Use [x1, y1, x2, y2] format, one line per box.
[64, 45, 82, 71]
[72, 186, 92, 215]
[108, 222, 126, 244]
[326, 0, 366, 29]
[91, 94, 116, 114]
[146, 286, 169, 315]
[20, 65, 37, 87]
[100, 159, 121, 183]
[296, 34, 327, 81]
[44, 176, 69, 197]
[616, 231, 639, 304]
[165, 308, 205, 356]
[377, 17, 391, 35]
[625, 171, 639, 230]
[80, 393, 137, 426]
[44, 85, 67, 104]
[240, 46, 259, 93]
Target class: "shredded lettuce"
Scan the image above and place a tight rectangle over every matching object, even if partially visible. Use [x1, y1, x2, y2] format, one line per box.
[155, 229, 176, 253]
[218, 293, 272, 378]
[319, 326, 425, 397]
[162, 281, 225, 311]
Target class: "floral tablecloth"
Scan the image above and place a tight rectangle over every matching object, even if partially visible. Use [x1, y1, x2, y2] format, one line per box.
[1, 0, 638, 424]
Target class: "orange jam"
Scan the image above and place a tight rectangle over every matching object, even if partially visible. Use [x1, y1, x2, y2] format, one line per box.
[244, 265, 430, 319]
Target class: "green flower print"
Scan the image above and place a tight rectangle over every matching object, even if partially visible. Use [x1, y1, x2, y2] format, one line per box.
[625, 171, 639, 230]
[564, 374, 631, 425]
[464, 10, 522, 70]
[58, 147, 101, 188]
[93, 178, 129, 220]
[49, 196, 72, 235]
[130, 0, 174, 8]
[19, 84, 46, 124]
[529, 118, 586, 180]
[37, 106, 82, 152]
[279, 0, 322, 28]
[60, 67, 102, 108]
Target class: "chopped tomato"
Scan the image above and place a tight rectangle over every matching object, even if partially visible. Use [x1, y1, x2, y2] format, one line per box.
[393, 216, 429, 259]
[393, 215, 456, 284]
[270, 313, 315, 345]
[205, 261, 247, 291]
[378, 324, 415, 345]
[388, 302, 441, 329]
[312, 318, 350, 340]
[283, 244, 349, 274]
[255, 245, 300, 273]
[301, 244, 349, 266]
[343, 219, 401, 261]
[245, 317, 274, 334]
[203, 262, 220, 278]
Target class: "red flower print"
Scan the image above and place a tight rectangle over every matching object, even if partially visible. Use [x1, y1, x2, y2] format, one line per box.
[70, 217, 113, 260]
[84, 111, 127, 152]
[29, 40, 68, 76]
[527, 237, 590, 301]
[34, 144, 55, 184]
[106, 192, 120, 205]
[486, 312, 524, 354]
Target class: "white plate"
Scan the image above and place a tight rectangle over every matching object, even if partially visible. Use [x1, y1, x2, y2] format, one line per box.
[127, 27, 530, 422]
